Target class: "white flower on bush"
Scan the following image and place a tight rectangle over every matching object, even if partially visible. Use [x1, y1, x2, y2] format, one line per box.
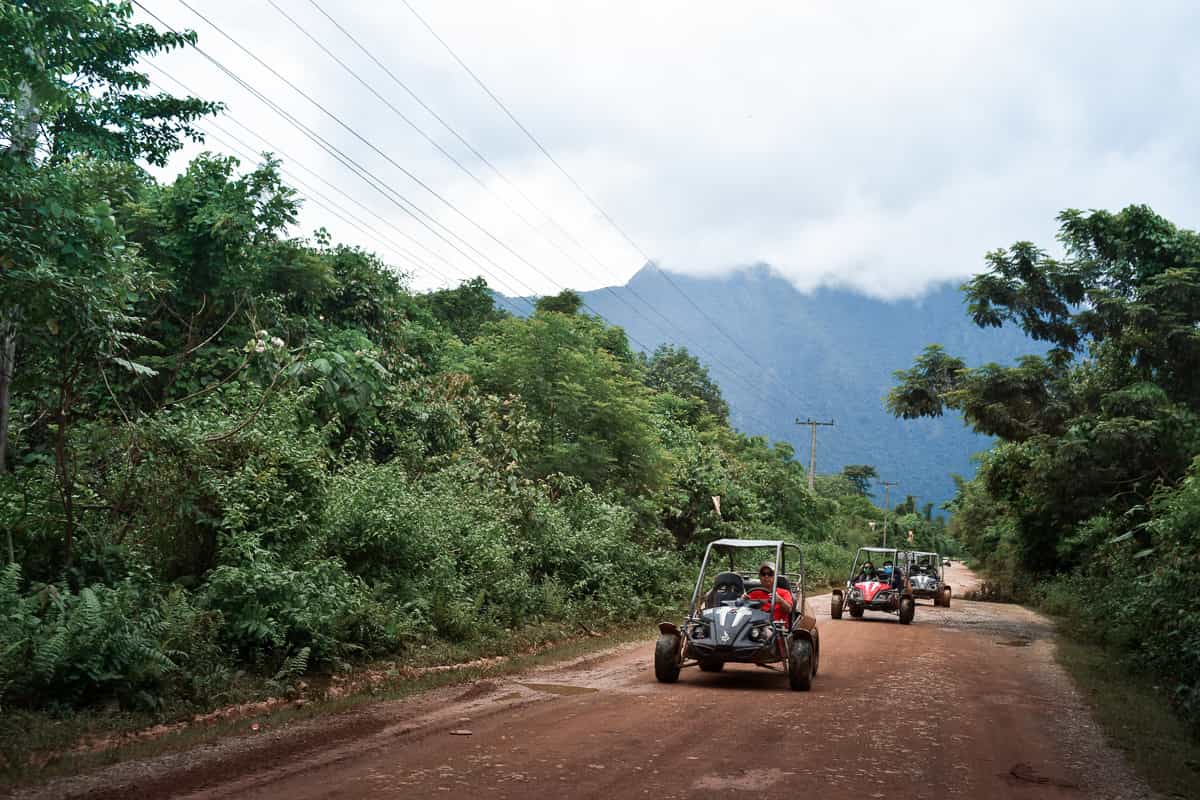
[244, 331, 287, 354]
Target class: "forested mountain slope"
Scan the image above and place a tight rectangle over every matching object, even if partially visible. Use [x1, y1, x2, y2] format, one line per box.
[504, 265, 1034, 511]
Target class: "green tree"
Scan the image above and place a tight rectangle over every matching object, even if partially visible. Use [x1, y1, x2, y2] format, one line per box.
[464, 312, 667, 495]
[889, 205, 1200, 572]
[640, 344, 729, 424]
[841, 464, 878, 496]
[0, 0, 216, 166]
[534, 289, 582, 316]
[419, 277, 507, 342]
[0, 0, 216, 564]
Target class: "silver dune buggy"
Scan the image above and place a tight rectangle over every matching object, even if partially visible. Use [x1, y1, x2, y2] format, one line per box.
[905, 550, 952, 607]
[654, 538, 820, 691]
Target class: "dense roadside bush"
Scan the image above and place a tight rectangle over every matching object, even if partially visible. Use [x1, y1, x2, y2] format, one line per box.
[0, 2, 891, 721]
[894, 206, 1200, 736]
[1030, 462, 1200, 733]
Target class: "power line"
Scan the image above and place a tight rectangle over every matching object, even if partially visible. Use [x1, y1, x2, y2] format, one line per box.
[141, 2, 797, 426]
[192, 120, 459, 288]
[132, 15, 546, 311]
[262, 0, 801, 418]
[137, 2, 789, 434]
[302, 0, 736, 357]
[147, 69, 484, 294]
[395, 0, 776, 376]
[176, 0, 783, 409]
[161, 0, 572, 312]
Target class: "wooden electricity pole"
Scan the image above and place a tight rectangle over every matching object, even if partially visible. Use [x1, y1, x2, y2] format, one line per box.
[795, 418, 835, 492]
[881, 480, 899, 546]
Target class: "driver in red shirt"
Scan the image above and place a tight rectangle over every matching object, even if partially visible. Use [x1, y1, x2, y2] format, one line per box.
[745, 562, 793, 622]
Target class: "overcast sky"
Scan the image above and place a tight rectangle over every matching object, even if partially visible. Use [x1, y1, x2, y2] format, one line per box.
[139, 0, 1200, 299]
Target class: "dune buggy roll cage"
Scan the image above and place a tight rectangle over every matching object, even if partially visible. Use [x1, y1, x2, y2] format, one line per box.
[686, 538, 805, 624]
[845, 546, 914, 584]
[905, 550, 942, 576]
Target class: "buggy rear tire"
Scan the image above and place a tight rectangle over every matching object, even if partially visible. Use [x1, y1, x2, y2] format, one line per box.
[899, 597, 915, 625]
[788, 638, 813, 691]
[830, 593, 843, 620]
[849, 605, 864, 619]
[698, 657, 724, 673]
[654, 634, 681, 683]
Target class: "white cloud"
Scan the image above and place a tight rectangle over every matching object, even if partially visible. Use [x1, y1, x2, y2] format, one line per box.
[142, 0, 1200, 298]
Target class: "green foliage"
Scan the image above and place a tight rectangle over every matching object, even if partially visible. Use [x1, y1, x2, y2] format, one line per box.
[417, 277, 507, 342]
[897, 205, 1200, 734]
[464, 311, 668, 495]
[0, 0, 218, 166]
[0, 564, 228, 711]
[640, 344, 729, 424]
[0, 9, 849, 720]
[534, 289, 582, 316]
[840, 464, 877, 496]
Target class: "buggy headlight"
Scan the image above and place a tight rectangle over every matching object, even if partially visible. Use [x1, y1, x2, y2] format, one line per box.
[849, 589, 862, 600]
[691, 625, 709, 639]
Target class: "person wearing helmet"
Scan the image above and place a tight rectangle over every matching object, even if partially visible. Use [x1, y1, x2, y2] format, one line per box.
[744, 561, 793, 622]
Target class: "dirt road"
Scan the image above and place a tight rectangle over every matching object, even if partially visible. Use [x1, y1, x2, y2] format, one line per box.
[23, 565, 1154, 800]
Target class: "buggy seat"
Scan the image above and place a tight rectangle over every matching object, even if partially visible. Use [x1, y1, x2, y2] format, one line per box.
[708, 572, 745, 607]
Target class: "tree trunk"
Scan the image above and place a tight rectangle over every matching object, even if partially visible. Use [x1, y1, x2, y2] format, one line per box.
[0, 328, 13, 564]
[53, 378, 75, 569]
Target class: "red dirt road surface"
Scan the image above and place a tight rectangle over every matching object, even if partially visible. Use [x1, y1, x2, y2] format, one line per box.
[18, 565, 1154, 800]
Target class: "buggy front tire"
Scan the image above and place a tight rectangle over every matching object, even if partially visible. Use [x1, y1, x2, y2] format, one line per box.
[788, 638, 813, 691]
[899, 597, 915, 625]
[830, 593, 843, 620]
[654, 634, 682, 683]
[849, 605, 864, 619]
[942, 587, 952, 608]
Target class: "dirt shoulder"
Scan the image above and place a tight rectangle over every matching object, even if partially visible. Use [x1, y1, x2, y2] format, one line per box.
[10, 566, 1157, 800]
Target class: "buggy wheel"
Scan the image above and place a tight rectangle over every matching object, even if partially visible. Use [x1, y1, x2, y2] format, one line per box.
[899, 597, 915, 625]
[788, 638, 813, 691]
[830, 593, 843, 620]
[849, 605, 864, 619]
[698, 657, 724, 673]
[654, 634, 681, 683]
[942, 587, 952, 608]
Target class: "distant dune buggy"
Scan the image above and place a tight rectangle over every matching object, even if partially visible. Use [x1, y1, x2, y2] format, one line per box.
[906, 550, 952, 607]
[830, 546, 915, 624]
[654, 538, 820, 691]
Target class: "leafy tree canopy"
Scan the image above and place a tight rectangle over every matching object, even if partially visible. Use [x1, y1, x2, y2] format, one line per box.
[0, 0, 217, 166]
[640, 344, 729, 425]
[840, 464, 877, 496]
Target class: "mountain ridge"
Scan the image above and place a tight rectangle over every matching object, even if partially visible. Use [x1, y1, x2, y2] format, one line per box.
[499, 265, 1033, 513]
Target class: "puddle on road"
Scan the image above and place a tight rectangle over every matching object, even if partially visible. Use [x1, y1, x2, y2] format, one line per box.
[997, 639, 1032, 647]
[518, 683, 599, 696]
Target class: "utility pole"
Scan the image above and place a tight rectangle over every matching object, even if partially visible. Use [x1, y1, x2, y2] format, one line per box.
[795, 418, 835, 492]
[880, 480, 899, 547]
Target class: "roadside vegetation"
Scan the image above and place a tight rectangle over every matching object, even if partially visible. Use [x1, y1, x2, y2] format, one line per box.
[0, 1, 960, 779]
[890, 206, 1200, 738]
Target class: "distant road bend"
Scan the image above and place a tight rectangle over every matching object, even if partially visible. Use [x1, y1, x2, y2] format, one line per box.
[24, 566, 1151, 800]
